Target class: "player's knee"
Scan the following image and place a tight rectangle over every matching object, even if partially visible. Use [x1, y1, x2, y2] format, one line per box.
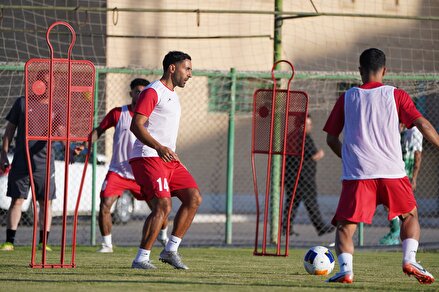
[99, 202, 111, 214]
[156, 207, 171, 219]
[38, 199, 52, 207]
[400, 207, 418, 221]
[10, 198, 25, 208]
[336, 221, 357, 235]
[188, 190, 202, 208]
[154, 198, 172, 217]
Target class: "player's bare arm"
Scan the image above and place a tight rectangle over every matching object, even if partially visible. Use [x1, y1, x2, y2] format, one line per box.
[413, 117, 439, 148]
[411, 150, 422, 190]
[1, 121, 16, 171]
[130, 113, 179, 163]
[87, 126, 105, 151]
[326, 134, 342, 158]
[90, 126, 105, 143]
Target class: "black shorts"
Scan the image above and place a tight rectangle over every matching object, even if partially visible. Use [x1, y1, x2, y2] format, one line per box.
[6, 170, 56, 201]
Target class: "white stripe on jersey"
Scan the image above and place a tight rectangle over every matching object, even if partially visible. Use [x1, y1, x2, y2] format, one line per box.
[131, 80, 181, 158]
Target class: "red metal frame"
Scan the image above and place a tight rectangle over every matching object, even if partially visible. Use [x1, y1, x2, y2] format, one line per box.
[25, 21, 95, 268]
[252, 60, 309, 256]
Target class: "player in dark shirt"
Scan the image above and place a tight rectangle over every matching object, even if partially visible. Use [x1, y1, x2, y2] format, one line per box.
[1, 73, 81, 251]
[283, 115, 334, 236]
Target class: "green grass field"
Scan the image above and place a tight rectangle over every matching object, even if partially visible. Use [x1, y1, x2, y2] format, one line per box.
[0, 246, 438, 291]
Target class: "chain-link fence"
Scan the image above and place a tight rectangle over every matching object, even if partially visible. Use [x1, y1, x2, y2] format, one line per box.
[1, 66, 438, 248]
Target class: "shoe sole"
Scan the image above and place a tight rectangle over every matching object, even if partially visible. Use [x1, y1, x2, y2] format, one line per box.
[159, 257, 188, 270]
[403, 264, 435, 284]
[327, 275, 354, 283]
[97, 249, 113, 253]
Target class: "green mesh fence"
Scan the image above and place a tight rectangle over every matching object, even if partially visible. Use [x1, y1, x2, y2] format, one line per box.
[1, 65, 438, 248]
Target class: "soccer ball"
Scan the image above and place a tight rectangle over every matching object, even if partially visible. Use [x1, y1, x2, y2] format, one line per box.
[303, 246, 335, 275]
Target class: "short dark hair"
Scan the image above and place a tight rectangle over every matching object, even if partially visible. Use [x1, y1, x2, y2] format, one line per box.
[162, 51, 191, 73]
[359, 48, 386, 73]
[130, 78, 150, 90]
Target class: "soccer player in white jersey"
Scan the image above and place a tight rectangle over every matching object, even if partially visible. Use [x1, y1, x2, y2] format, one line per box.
[90, 78, 169, 253]
[324, 48, 438, 284]
[129, 51, 201, 270]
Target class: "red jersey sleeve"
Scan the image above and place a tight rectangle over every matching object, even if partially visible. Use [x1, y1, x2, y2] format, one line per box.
[135, 88, 158, 117]
[98, 107, 121, 131]
[323, 93, 345, 136]
[394, 89, 422, 128]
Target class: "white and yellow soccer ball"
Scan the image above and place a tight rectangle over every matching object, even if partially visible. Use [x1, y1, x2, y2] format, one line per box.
[303, 246, 335, 275]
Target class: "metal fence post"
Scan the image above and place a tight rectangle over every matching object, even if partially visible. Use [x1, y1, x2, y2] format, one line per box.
[226, 68, 237, 244]
[358, 222, 364, 246]
[269, 0, 283, 244]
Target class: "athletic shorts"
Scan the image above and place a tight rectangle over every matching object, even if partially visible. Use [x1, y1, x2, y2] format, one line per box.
[7, 170, 56, 201]
[129, 157, 198, 202]
[331, 177, 417, 226]
[100, 171, 142, 200]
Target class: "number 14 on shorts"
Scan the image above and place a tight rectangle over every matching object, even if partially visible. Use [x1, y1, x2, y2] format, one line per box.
[157, 177, 169, 192]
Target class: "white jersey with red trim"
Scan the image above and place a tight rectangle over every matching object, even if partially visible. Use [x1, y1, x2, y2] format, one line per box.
[342, 85, 406, 179]
[131, 80, 181, 158]
[108, 105, 136, 179]
[401, 126, 423, 178]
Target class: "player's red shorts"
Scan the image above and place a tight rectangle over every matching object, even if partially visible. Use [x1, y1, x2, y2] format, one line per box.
[331, 177, 417, 226]
[100, 171, 143, 200]
[129, 157, 199, 202]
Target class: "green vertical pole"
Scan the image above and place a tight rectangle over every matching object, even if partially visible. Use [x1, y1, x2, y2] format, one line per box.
[358, 222, 364, 246]
[270, 0, 283, 244]
[90, 70, 99, 246]
[274, 0, 283, 64]
[226, 68, 237, 244]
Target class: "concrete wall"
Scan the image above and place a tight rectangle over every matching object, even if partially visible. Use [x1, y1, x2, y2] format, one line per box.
[102, 0, 438, 199]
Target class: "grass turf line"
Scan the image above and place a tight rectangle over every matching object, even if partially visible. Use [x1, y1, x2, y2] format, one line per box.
[0, 246, 438, 291]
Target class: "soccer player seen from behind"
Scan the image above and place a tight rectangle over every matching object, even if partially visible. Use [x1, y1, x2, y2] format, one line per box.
[129, 51, 202, 270]
[324, 48, 438, 284]
[89, 78, 169, 253]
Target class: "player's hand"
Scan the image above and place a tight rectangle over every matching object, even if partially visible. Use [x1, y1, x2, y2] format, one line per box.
[0, 150, 10, 174]
[411, 178, 417, 191]
[73, 143, 85, 156]
[156, 145, 179, 163]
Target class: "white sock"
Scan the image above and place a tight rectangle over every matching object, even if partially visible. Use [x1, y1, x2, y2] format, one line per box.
[402, 238, 418, 263]
[158, 227, 168, 240]
[103, 234, 112, 247]
[338, 253, 353, 273]
[134, 248, 150, 263]
[165, 235, 182, 252]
